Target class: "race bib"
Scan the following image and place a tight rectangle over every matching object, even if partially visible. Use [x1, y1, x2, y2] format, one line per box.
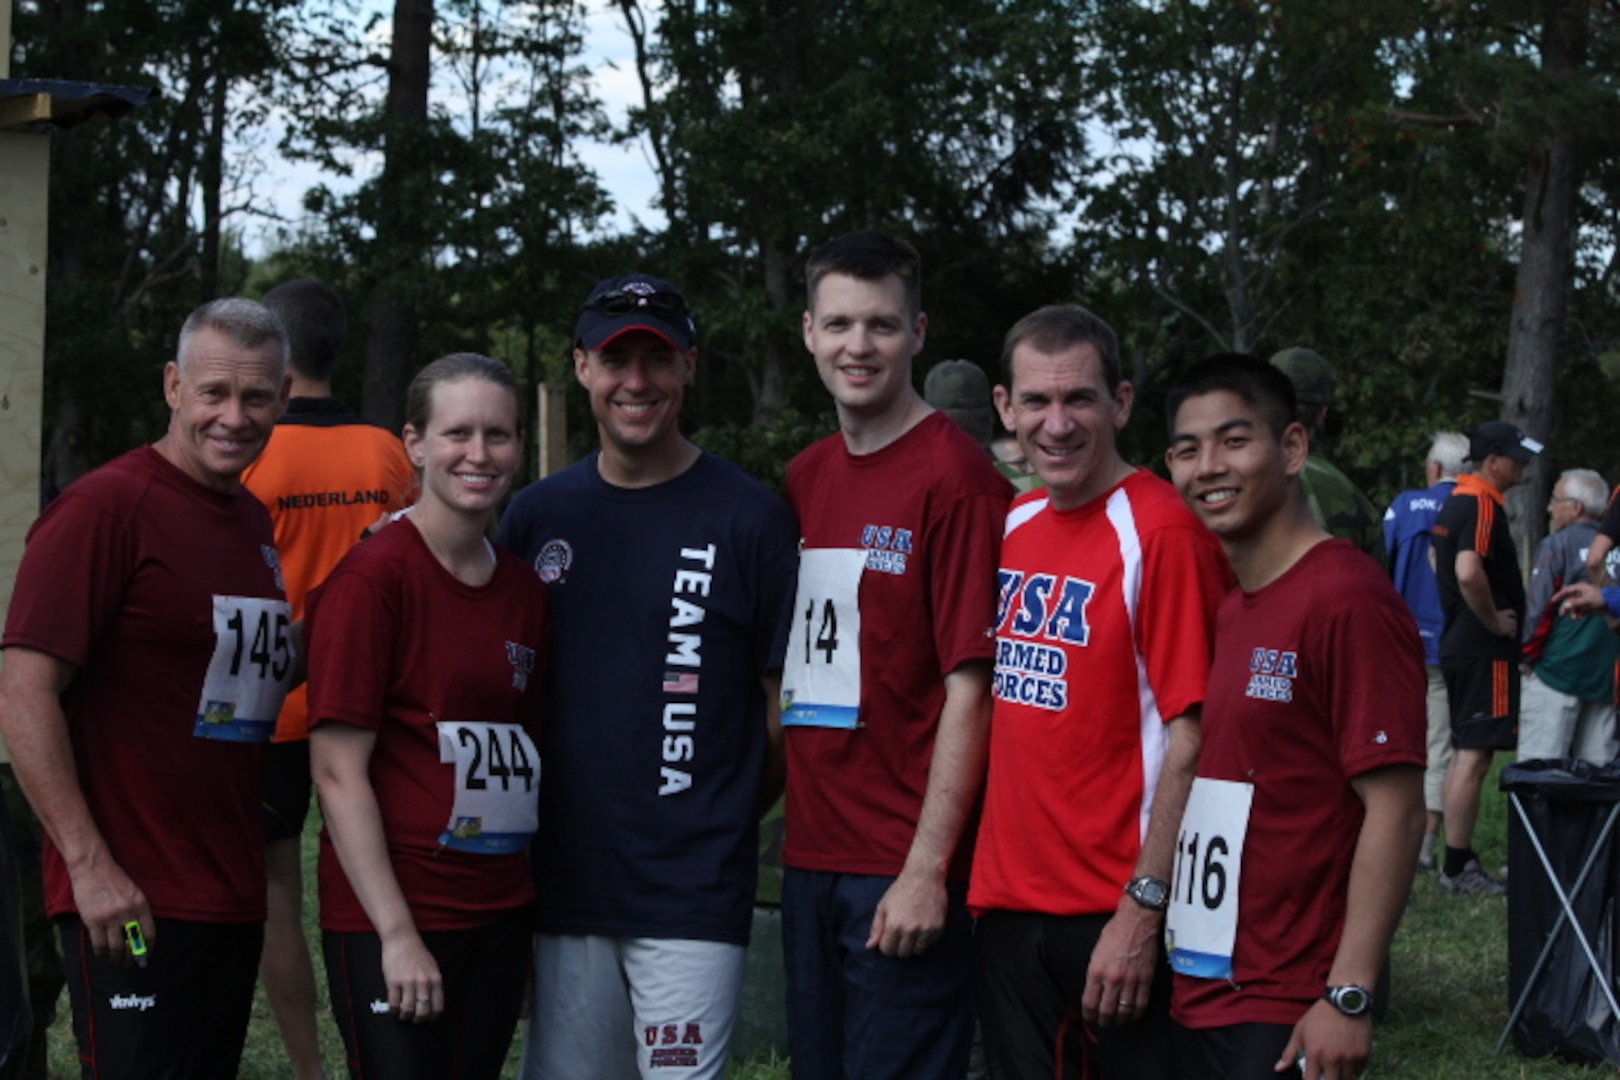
[780, 548, 866, 729]
[193, 595, 295, 743]
[1166, 777, 1254, 981]
[436, 721, 541, 854]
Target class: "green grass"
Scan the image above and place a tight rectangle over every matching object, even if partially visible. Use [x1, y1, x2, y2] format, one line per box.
[37, 759, 1610, 1077]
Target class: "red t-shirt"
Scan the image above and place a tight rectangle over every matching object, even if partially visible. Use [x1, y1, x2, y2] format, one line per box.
[783, 412, 1011, 880]
[4, 447, 288, 921]
[1172, 539, 1426, 1028]
[306, 520, 549, 932]
[970, 471, 1230, 916]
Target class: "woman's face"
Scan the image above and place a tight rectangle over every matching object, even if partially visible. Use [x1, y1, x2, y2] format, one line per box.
[403, 376, 522, 518]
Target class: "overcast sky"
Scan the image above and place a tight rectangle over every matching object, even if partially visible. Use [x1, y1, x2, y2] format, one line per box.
[240, 0, 664, 257]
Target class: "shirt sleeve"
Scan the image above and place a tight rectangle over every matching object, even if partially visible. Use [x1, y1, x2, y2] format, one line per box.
[927, 490, 1011, 675]
[3, 491, 132, 667]
[1314, 600, 1428, 778]
[754, 499, 802, 674]
[305, 562, 398, 733]
[1137, 524, 1231, 724]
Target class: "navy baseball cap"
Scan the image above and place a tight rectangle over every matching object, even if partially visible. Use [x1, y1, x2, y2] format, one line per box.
[1468, 420, 1543, 463]
[575, 274, 696, 351]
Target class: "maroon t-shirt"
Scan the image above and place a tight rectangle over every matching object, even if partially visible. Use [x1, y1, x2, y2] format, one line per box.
[783, 412, 1011, 880]
[5, 447, 288, 921]
[307, 521, 549, 932]
[1172, 540, 1425, 1028]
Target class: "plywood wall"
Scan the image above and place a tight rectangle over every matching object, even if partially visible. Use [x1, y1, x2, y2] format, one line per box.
[0, 133, 50, 759]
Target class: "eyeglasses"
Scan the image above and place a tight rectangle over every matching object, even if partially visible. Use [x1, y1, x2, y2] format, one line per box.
[584, 289, 690, 321]
[1549, 495, 1579, 507]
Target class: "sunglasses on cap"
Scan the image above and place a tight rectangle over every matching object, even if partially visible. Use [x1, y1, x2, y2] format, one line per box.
[582, 289, 691, 321]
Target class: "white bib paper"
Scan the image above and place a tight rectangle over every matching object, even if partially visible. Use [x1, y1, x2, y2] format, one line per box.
[194, 595, 295, 743]
[1166, 776, 1254, 981]
[436, 721, 541, 854]
[780, 548, 866, 729]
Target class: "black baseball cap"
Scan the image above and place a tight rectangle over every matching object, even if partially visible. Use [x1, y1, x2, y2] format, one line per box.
[575, 274, 696, 351]
[1468, 420, 1543, 463]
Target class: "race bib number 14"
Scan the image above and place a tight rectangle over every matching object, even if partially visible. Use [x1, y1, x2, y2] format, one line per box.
[1166, 777, 1253, 981]
[194, 595, 294, 743]
[780, 548, 866, 729]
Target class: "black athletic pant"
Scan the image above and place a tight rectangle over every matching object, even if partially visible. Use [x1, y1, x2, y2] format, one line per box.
[1172, 1021, 1303, 1079]
[975, 909, 1174, 1080]
[58, 916, 261, 1080]
[323, 905, 530, 1080]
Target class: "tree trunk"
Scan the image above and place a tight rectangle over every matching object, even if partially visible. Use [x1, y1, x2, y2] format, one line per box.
[362, 0, 433, 433]
[1501, 1, 1587, 561]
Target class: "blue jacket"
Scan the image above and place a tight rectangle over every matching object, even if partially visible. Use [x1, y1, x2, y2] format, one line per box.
[1383, 479, 1455, 666]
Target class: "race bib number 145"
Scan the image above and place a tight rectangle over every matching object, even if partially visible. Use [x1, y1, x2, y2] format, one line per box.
[194, 595, 294, 743]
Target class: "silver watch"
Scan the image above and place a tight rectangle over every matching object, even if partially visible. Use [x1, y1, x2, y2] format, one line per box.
[1125, 875, 1170, 912]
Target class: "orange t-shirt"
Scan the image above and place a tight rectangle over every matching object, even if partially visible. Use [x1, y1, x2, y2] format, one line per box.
[242, 398, 417, 741]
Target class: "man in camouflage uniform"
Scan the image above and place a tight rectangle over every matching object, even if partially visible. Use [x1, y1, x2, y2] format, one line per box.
[1270, 347, 1382, 563]
[924, 359, 1040, 495]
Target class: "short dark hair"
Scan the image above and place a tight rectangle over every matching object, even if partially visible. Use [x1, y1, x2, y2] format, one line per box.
[805, 231, 922, 317]
[1165, 353, 1297, 439]
[261, 279, 347, 383]
[405, 353, 522, 437]
[1000, 305, 1122, 390]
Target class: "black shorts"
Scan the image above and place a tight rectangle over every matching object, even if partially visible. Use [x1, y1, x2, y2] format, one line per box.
[264, 738, 313, 843]
[323, 906, 531, 1080]
[1442, 654, 1520, 751]
[1173, 1021, 1301, 1079]
[58, 915, 262, 1080]
[975, 909, 1174, 1080]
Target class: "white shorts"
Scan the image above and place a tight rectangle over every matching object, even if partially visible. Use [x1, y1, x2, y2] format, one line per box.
[1518, 673, 1617, 764]
[519, 934, 747, 1080]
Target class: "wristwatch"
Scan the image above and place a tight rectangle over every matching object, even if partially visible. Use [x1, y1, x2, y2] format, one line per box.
[1125, 875, 1170, 912]
[1323, 984, 1373, 1017]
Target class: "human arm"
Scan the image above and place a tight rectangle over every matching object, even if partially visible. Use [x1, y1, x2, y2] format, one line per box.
[1455, 550, 1516, 639]
[1587, 533, 1615, 587]
[0, 647, 153, 961]
[1082, 710, 1199, 1026]
[758, 672, 786, 817]
[310, 723, 442, 1021]
[865, 660, 991, 958]
[1520, 540, 1559, 655]
[1280, 764, 1424, 1079]
[1552, 582, 1620, 619]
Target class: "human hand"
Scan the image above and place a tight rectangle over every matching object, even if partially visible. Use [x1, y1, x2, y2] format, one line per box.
[382, 933, 444, 1023]
[1279, 1000, 1371, 1079]
[865, 869, 947, 958]
[69, 855, 153, 965]
[1081, 903, 1160, 1027]
[1554, 582, 1607, 619]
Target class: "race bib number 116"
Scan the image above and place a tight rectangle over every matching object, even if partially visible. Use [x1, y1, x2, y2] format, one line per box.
[1166, 777, 1253, 981]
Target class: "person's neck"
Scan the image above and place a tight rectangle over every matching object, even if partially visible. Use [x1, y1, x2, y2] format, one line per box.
[1224, 500, 1330, 592]
[288, 375, 332, 400]
[410, 500, 495, 586]
[838, 390, 932, 456]
[1047, 456, 1135, 513]
[596, 436, 701, 490]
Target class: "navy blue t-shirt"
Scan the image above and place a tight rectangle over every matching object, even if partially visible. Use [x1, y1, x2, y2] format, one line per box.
[499, 451, 798, 943]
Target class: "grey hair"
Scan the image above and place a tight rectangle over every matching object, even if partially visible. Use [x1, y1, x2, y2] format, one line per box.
[1559, 468, 1609, 518]
[1426, 431, 1468, 480]
[176, 298, 289, 375]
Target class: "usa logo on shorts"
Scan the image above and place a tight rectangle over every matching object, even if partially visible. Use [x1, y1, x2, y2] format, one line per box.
[535, 538, 573, 584]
